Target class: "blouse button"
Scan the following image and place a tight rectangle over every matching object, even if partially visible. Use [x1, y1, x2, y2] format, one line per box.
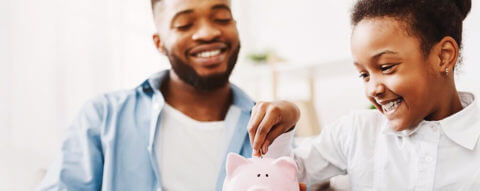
[425, 156, 433, 162]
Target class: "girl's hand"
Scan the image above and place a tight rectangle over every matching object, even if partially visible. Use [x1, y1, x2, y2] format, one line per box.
[299, 183, 307, 191]
[247, 101, 300, 156]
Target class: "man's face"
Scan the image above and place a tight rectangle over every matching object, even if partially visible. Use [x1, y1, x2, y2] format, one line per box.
[153, 0, 240, 91]
[351, 17, 444, 131]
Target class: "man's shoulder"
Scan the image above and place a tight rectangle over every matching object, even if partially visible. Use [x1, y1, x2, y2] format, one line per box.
[82, 85, 147, 115]
[230, 83, 255, 112]
[94, 87, 141, 103]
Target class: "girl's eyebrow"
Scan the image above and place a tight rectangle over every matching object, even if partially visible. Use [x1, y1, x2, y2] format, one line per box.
[372, 50, 398, 60]
[353, 50, 399, 66]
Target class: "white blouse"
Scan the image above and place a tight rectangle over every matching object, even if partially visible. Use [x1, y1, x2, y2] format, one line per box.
[294, 92, 480, 190]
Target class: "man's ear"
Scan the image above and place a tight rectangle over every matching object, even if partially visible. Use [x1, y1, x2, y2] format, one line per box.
[435, 36, 459, 75]
[153, 34, 166, 54]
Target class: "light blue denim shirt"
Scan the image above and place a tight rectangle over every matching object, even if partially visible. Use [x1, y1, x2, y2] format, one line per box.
[38, 70, 255, 191]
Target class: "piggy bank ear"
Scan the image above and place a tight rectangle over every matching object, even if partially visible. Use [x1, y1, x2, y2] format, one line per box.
[226, 153, 251, 177]
[272, 156, 298, 180]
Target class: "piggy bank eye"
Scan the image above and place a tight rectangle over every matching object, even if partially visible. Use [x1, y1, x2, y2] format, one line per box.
[257, 174, 261, 177]
[266, 174, 269, 177]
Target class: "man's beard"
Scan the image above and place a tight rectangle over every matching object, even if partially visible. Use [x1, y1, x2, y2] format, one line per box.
[165, 44, 240, 91]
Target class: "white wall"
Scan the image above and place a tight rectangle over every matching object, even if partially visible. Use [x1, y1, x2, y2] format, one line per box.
[458, 2, 480, 97]
[0, 0, 169, 190]
[233, 0, 356, 63]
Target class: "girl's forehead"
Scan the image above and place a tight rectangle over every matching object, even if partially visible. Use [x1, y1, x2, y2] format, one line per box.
[351, 17, 421, 61]
[352, 17, 409, 43]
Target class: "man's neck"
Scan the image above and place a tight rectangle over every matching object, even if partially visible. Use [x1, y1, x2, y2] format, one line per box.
[161, 70, 232, 122]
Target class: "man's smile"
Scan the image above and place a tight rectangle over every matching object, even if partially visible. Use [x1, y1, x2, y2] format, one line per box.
[188, 42, 229, 67]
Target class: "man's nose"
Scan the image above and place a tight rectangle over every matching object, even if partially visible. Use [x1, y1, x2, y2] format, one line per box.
[192, 21, 221, 42]
[366, 77, 385, 98]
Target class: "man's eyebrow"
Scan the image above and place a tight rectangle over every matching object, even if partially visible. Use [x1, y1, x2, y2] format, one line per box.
[171, 9, 194, 23]
[211, 4, 232, 12]
[372, 50, 398, 59]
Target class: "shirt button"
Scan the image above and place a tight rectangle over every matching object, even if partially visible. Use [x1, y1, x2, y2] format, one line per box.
[154, 104, 160, 110]
[425, 156, 433, 162]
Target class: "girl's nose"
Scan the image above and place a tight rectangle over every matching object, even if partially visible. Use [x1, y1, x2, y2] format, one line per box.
[366, 79, 386, 98]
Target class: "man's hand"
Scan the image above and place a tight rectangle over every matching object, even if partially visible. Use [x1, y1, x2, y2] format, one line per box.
[247, 101, 300, 156]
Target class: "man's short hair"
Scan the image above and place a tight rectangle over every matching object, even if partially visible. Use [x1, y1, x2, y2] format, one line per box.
[151, 0, 231, 12]
[151, 0, 161, 10]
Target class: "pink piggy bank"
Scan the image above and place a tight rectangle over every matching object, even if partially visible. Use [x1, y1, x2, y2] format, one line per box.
[222, 153, 300, 191]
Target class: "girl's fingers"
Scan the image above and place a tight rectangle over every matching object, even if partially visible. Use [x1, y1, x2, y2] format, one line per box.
[247, 104, 267, 151]
[262, 124, 287, 154]
[299, 183, 307, 191]
[253, 107, 280, 154]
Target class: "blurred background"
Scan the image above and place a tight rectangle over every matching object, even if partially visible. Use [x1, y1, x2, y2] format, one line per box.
[1, 0, 479, 190]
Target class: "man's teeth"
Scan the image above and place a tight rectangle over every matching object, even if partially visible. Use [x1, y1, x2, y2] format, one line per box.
[196, 49, 221, 58]
[382, 99, 402, 113]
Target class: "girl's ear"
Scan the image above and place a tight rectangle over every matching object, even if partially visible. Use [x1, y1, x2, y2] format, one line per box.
[435, 36, 459, 75]
[153, 34, 166, 54]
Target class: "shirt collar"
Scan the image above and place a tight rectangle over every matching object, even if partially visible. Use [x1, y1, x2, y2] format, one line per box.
[139, 70, 255, 113]
[381, 92, 480, 150]
[381, 120, 422, 137]
[439, 92, 480, 150]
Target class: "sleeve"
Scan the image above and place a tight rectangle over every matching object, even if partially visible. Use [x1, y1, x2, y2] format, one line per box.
[36, 97, 106, 191]
[264, 129, 295, 158]
[293, 115, 353, 186]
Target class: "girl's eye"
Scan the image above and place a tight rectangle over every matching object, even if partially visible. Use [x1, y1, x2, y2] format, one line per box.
[380, 65, 395, 72]
[359, 72, 369, 80]
[215, 18, 231, 24]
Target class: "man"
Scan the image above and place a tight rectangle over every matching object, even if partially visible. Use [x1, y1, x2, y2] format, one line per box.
[37, 0, 297, 190]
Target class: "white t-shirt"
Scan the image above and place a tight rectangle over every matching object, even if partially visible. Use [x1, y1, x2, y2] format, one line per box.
[157, 103, 226, 191]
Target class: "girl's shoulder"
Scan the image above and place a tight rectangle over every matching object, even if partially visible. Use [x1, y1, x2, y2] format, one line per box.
[325, 109, 386, 138]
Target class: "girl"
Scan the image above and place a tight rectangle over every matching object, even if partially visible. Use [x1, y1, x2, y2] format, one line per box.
[247, 0, 480, 190]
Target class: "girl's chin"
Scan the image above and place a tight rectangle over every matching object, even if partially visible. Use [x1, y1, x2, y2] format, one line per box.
[387, 120, 409, 131]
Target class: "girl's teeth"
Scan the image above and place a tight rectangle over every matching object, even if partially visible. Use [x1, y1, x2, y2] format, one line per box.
[382, 99, 402, 113]
[197, 49, 221, 58]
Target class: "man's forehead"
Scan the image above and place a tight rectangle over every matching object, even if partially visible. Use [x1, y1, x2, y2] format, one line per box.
[155, 0, 231, 17]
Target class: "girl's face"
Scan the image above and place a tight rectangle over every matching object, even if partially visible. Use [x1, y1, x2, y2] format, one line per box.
[351, 17, 446, 131]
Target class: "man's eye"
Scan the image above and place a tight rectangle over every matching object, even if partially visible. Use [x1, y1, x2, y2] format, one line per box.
[176, 24, 192, 30]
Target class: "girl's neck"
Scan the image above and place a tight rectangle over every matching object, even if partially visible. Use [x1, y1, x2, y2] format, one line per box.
[425, 88, 463, 121]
